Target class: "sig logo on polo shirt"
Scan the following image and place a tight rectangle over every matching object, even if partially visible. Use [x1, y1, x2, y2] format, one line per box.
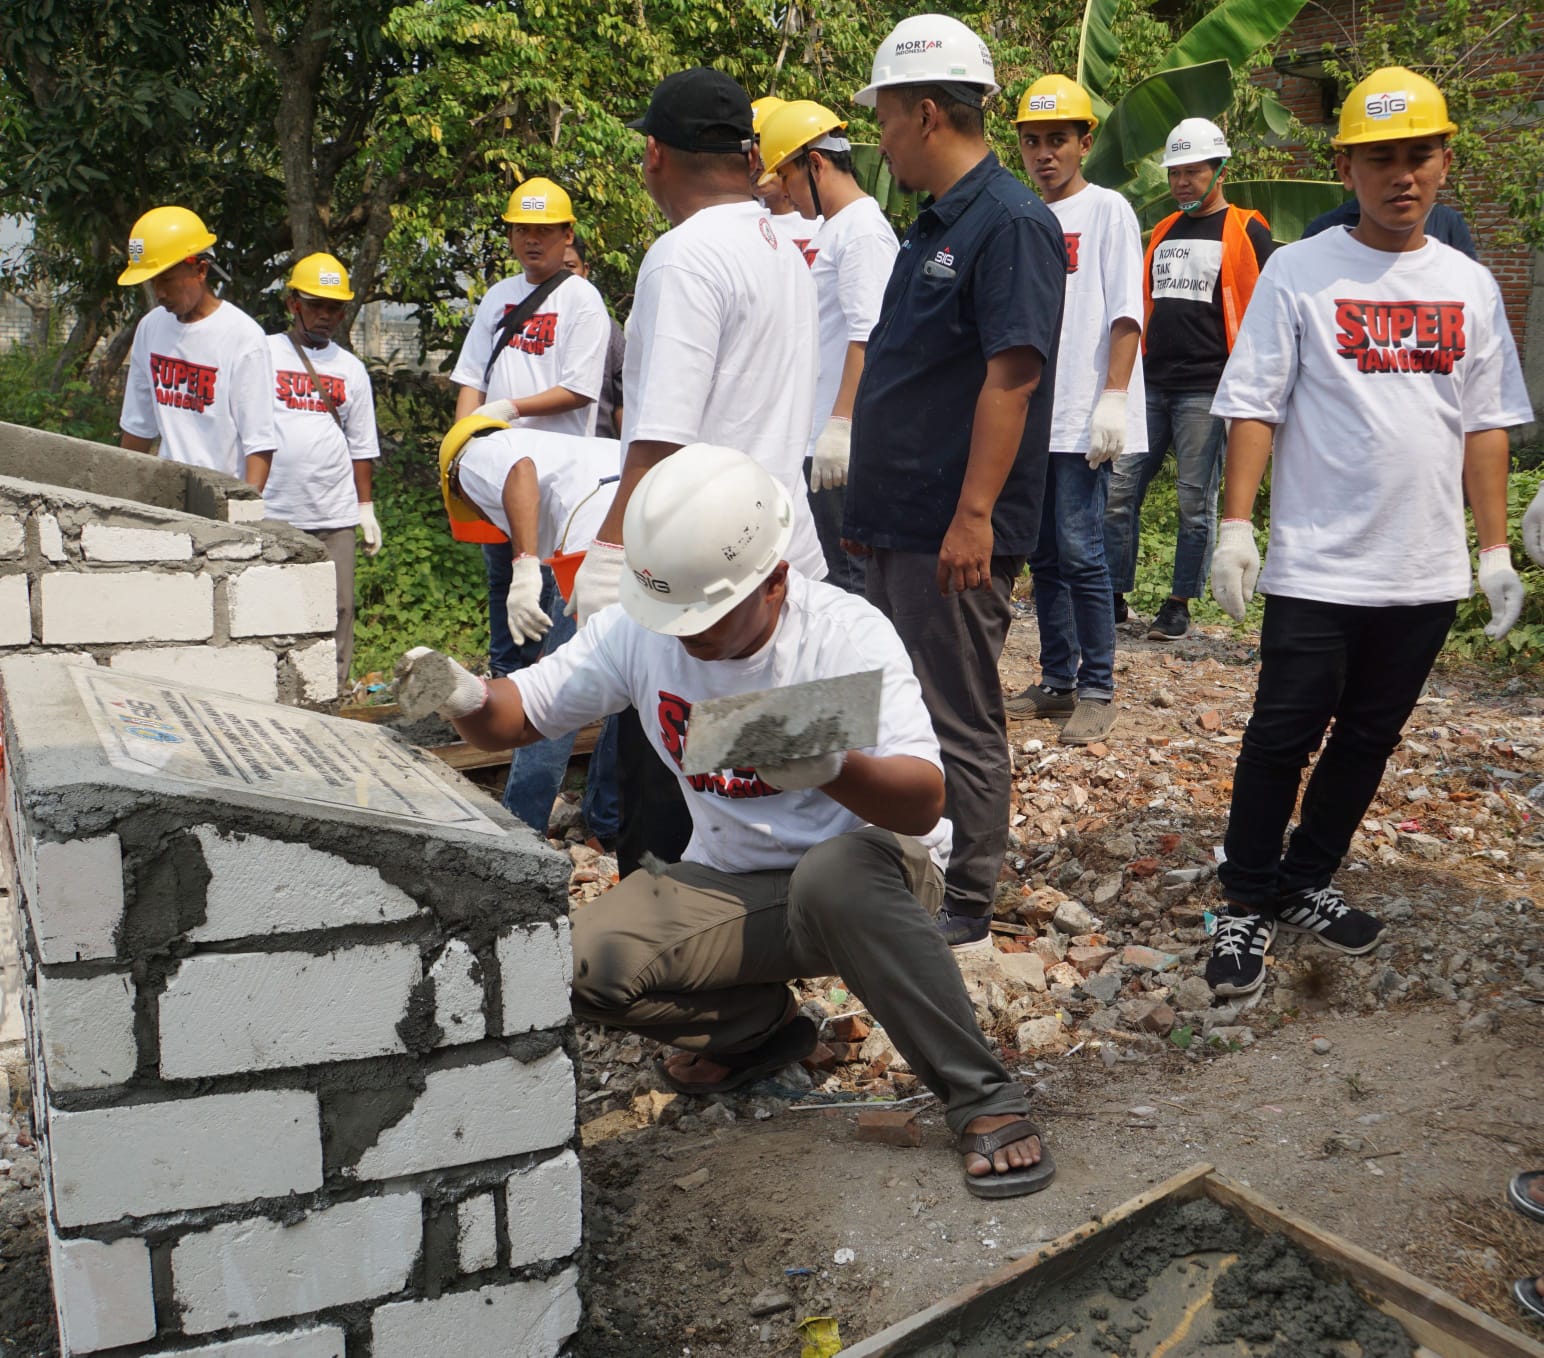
[1365, 91, 1409, 120]
[632, 568, 671, 594]
[1333, 297, 1467, 374]
[1027, 94, 1059, 112]
[933, 247, 955, 267]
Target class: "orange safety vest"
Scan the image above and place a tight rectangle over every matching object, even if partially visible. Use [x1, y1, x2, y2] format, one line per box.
[1142, 205, 1270, 353]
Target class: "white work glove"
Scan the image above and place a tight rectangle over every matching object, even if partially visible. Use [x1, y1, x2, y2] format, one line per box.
[810, 417, 851, 492]
[1477, 546, 1524, 641]
[394, 647, 488, 722]
[472, 398, 519, 423]
[507, 554, 552, 644]
[757, 750, 846, 791]
[1086, 389, 1127, 468]
[1210, 519, 1261, 622]
[565, 540, 626, 626]
[357, 502, 383, 557]
[1523, 485, 1544, 568]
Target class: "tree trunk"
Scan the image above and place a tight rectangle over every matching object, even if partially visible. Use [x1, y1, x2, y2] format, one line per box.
[249, 0, 332, 259]
[90, 320, 139, 396]
[50, 300, 106, 389]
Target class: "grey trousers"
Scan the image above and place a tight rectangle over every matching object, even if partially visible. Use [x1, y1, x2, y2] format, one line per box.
[866, 550, 1021, 920]
[309, 526, 355, 688]
[570, 827, 1027, 1134]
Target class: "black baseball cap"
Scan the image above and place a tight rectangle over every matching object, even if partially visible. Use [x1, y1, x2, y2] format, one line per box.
[627, 68, 753, 154]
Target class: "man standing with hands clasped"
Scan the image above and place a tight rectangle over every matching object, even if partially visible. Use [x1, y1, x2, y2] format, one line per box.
[1004, 75, 1146, 745]
[1202, 68, 1533, 998]
[843, 15, 1066, 950]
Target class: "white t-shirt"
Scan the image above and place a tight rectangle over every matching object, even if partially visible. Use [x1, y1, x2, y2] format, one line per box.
[119, 301, 276, 478]
[765, 209, 822, 257]
[514, 571, 951, 873]
[1212, 229, 1533, 607]
[453, 428, 618, 561]
[1047, 183, 1148, 455]
[450, 272, 609, 437]
[805, 195, 897, 450]
[622, 200, 824, 578]
[261, 336, 379, 531]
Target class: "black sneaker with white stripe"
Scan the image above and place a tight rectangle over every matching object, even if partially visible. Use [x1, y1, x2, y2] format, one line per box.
[1203, 911, 1276, 996]
[1274, 885, 1384, 955]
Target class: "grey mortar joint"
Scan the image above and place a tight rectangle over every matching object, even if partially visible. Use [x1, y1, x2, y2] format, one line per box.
[419, 1196, 457, 1300]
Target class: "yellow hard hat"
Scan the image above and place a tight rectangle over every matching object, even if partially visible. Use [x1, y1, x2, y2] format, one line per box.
[286, 252, 354, 301]
[1333, 67, 1456, 147]
[1015, 75, 1098, 130]
[439, 415, 511, 544]
[758, 100, 849, 178]
[118, 206, 217, 286]
[751, 96, 786, 137]
[502, 177, 576, 226]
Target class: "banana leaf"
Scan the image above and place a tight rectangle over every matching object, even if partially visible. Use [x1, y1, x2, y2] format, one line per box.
[1222, 179, 1349, 242]
[1155, 0, 1309, 74]
[1083, 60, 1234, 188]
[1077, 0, 1122, 96]
[849, 142, 918, 220]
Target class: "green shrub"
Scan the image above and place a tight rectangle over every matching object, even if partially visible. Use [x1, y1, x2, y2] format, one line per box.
[0, 345, 121, 443]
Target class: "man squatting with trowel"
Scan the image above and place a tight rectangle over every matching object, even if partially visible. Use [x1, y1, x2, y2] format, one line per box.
[395, 444, 1053, 1199]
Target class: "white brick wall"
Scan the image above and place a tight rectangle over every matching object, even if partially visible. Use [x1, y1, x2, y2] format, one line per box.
[498, 921, 572, 1035]
[371, 1269, 580, 1358]
[109, 645, 278, 702]
[189, 826, 419, 941]
[173, 1192, 420, 1333]
[225, 499, 267, 524]
[0, 518, 23, 557]
[80, 524, 194, 562]
[40, 571, 214, 644]
[34, 513, 66, 562]
[48, 1234, 157, 1353]
[139, 1327, 345, 1358]
[159, 944, 420, 1078]
[353, 1050, 575, 1180]
[0, 575, 29, 647]
[291, 639, 338, 702]
[457, 1193, 498, 1272]
[505, 1149, 582, 1270]
[33, 971, 136, 1091]
[227, 563, 335, 637]
[48, 1090, 323, 1227]
[23, 834, 124, 965]
[431, 940, 486, 1046]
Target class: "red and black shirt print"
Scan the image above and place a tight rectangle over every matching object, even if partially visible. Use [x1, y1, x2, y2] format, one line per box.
[150, 354, 218, 413]
[656, 690, 780, 800]
[1333, 299, 1466, 375]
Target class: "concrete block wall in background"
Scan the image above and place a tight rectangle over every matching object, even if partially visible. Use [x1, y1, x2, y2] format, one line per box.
[0, 655, 580, 1357]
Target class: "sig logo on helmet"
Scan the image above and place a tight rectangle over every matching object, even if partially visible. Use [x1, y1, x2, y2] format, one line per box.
[521, 195, 547, 211]
[1171, 138, 1192, 152]
[318, 270, 342, 287]
[128, 239, 146, 262]
[1028, 94, 1058, 112]
[1365, 91, 1409, 120]
[632, 569, 672, 595]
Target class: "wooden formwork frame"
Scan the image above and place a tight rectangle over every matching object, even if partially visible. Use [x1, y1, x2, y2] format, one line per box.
[840, 1164, 1544, 1358]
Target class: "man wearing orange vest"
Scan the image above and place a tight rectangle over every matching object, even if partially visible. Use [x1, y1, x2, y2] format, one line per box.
[1102, 118, 1274, 640]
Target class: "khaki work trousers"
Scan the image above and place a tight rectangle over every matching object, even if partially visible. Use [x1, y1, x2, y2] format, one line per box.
[309, 526, 355, 688]
[570, 826, 1028, 1135]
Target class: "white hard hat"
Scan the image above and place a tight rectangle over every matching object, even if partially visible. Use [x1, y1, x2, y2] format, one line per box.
[620, 445, 794, 637]
[1160, 117, 1230, 168]
[854, 13, 999, 109]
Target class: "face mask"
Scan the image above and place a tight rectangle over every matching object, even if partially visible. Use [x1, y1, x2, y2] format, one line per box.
[1179, 158, 1227, 212]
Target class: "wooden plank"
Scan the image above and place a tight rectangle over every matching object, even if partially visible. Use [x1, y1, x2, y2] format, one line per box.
[1203, 1175, 1544, 1358]
[839, 1163, 1216, 1357]
[338, 703, 401, 723]
[426, 722, 602, 773]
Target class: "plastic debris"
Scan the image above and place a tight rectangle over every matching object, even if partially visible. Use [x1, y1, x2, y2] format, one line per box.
[798, 1316, 843, 1358]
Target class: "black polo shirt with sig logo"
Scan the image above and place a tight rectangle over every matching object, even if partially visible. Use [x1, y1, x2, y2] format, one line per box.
[844, 152, 1066, 555]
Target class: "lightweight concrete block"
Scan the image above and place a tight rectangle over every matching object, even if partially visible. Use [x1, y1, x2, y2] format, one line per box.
[204, 538, 264, 561]
[159, 944, 421, 1078]
[173, 1192, 420, 1334]
[23, 834, 124, 965]
[190, 825, 419, 941]
[457, 1193, 498, 1272]
[371, 1268, 580, 1358]
[505, 1148, 582, 1269]
[353, 1050, 575, 1180]
[47, 1090, 322, 1227]
[34, 513, 66, 561]
[34, 971, 137, 1091]
[431, 939, 486, 1046]
[227, 562, 335, 637]
[40, 571, 214, 644]
[49, 1233, 157, 1353]
[80, 524, 194, 562]
[497, 920, 572, 1035]
[291, 639, 338, 701]
[139, 1328, 345, 1358]
[0, 517, 23, 557]
[109, 645, 278, 702]
[0, 575, 29, 647]
[226, 498, 267, 524]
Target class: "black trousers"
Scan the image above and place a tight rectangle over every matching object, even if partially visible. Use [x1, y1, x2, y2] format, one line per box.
[616, 705, 693, 878]
[1218, 594, 1456, 911]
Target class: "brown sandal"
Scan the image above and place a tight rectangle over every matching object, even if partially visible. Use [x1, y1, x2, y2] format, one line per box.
[653, 1016, 819, 1096]
[959, 1117, 1056, 1199]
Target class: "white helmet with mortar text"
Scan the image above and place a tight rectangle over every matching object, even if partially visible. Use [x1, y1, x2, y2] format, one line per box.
[854, 14, 999, 108]
[1160, 117, 1230, 168]
[620, 445, 794, 637]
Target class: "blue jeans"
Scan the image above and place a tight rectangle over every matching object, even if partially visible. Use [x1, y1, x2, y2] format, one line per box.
[804, 458, 866, 595]
[1103, 387, 1226, 600]
[483, 542, 544, 679]
[497, 564, 620, 842]
[1029, 453, 1114, 701]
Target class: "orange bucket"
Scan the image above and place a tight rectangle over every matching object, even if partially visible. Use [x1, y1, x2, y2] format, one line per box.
[545, 548, 587, 600]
